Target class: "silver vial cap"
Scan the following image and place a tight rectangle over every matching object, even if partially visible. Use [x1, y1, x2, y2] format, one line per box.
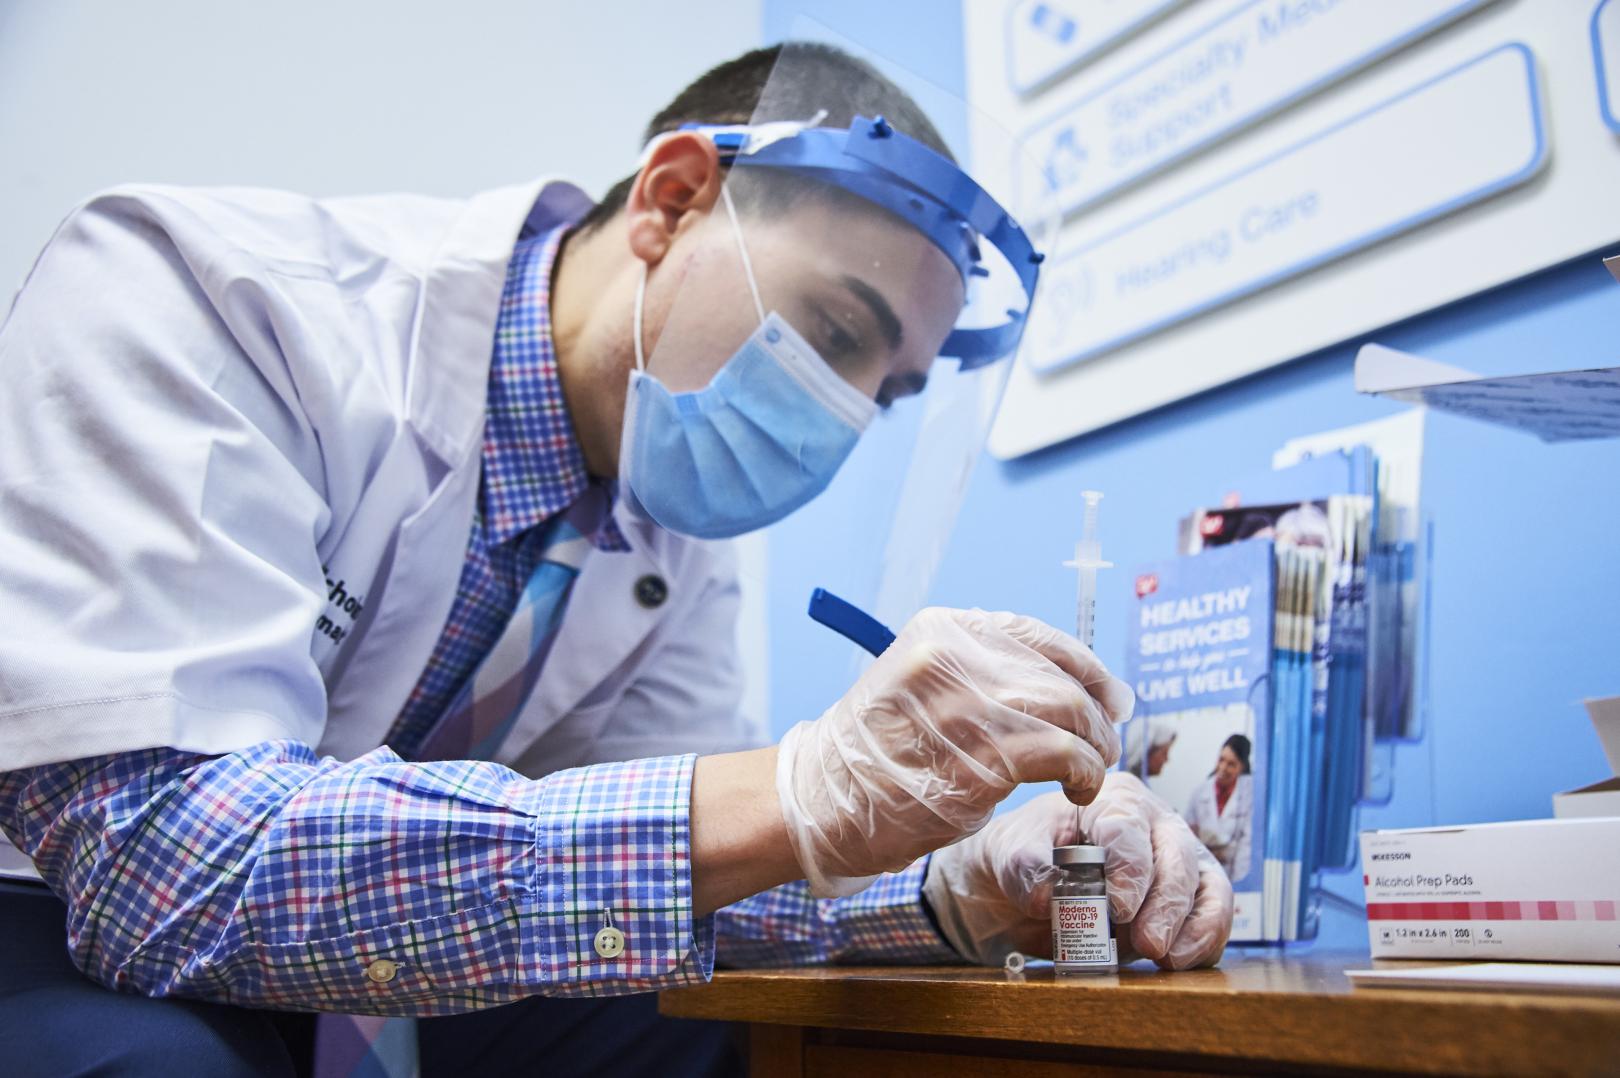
[1053, 844, 1106, 866]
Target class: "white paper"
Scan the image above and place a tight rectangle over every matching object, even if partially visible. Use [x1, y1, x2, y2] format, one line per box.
[1349, 962, 1620, 995]
[1354, 344, 1620, 442]
[1352, 343, 1480, 395]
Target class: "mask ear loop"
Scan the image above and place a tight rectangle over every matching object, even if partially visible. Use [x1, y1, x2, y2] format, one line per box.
[632, 262, 649, 372]
[635, 184, 763, 376]
[721, 185, 767, 326]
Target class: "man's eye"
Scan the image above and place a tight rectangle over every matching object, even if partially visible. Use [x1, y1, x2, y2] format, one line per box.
[816, 310, 861, 359]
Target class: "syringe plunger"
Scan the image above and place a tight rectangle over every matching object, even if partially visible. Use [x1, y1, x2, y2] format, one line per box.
[1063, 490, 1112, 648]
[1073, 490, 1108, 566]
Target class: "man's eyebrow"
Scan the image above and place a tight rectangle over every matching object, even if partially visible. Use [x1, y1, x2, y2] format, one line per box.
[840, 275, 903, 351]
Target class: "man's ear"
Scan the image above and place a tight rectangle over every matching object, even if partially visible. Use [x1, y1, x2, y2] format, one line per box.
[625, 133, 725, 267]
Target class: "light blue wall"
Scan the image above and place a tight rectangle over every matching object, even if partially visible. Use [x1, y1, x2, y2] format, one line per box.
[0, 0, 761, 294]
[764, 1, 1620, 949]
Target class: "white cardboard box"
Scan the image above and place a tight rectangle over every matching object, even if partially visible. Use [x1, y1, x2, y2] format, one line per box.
[1361, 695, 1620, 963]
[1553, 697, 1620, 819]
[1360, 817, 1620, 963]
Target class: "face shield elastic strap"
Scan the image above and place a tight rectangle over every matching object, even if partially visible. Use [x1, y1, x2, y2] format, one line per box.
[673, 115, 1044, 370]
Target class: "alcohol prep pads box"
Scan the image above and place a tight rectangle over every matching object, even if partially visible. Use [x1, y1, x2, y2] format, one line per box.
[1360, 818, 1620, 964]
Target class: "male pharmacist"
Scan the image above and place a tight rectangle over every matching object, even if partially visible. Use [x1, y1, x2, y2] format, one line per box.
[0, 41, 1231, 1077]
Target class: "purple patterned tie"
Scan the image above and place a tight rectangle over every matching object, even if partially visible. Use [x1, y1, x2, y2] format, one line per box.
[312, 490, 607, 1078]
[412, 489, 606, 763]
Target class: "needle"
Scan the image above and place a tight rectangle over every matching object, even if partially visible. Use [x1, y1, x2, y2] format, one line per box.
[1062, 490, 1109, 848]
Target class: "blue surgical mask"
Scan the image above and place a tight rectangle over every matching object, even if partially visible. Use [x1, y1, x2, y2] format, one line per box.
[619, 191, 878, 540]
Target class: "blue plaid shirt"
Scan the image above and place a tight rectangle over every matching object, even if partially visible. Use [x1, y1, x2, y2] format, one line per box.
[0, 224, 955, 1016]
[385, 226, 628, 758]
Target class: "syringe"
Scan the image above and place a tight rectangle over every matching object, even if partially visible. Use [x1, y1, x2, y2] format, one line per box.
[1063, 490, 1111, 649]
[1062, 490, 1111, 844]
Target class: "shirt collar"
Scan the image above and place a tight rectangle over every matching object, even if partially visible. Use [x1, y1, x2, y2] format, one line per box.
[482, 225, 626, 551]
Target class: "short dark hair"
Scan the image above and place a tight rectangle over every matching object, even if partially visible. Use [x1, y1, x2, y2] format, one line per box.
[575, 42, 954, 234]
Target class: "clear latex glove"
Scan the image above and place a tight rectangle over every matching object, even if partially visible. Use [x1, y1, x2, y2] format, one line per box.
[776, 607, 1133, 898]
[922, 776, 1234, 970]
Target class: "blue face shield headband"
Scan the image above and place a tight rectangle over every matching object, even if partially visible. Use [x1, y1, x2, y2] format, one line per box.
[687, 113, 1046, 370]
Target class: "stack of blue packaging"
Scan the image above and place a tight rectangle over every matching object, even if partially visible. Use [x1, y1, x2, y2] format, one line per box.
[1122, 445, 1418, 943]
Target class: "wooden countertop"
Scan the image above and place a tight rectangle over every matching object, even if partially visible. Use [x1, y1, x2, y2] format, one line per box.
[659, 949, 1620, 1076]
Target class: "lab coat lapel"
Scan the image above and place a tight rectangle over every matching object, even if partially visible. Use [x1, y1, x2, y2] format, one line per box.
[322, 182, 574, 760]
[320, 463, 479, 760]
[405, 181, 551, 461]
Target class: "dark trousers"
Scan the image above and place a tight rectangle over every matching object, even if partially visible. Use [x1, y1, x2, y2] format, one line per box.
[0, 880, 741, 1077]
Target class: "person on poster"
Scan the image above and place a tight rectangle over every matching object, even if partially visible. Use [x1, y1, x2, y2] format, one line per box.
[1124, 717, 1177, 779]
[1184, 734, 1253, 880]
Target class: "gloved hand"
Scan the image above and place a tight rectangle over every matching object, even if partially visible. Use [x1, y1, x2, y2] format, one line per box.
[921, 775, 1234, 970]
[775, 607, 1133, 898]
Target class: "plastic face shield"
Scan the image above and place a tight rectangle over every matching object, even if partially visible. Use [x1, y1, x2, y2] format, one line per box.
[630, 37, 1056, 665]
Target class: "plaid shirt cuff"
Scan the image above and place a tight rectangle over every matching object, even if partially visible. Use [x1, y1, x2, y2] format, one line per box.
[832, 857, 962, 963]
[530, 753, 714, 995]
[716, 856, 960, 968]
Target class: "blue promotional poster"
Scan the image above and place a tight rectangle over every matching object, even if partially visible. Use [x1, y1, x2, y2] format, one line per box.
[1125, 540, 1274, 942]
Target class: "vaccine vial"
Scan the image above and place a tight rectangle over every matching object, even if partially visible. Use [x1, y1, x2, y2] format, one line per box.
[1051, 844, 1117, 976]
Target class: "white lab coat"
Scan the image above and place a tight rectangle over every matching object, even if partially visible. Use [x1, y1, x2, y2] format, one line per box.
[0, 180, 764, 796]
[1184, 773, 1253, 882]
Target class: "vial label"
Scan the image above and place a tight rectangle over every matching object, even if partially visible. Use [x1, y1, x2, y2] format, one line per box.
[1052, 895, 1115, 966]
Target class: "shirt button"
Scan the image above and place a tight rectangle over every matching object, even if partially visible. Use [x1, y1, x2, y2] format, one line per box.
[634, 574, 668, 609]
[594, 926, 626, 959]
[365, 959, 399, 984]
